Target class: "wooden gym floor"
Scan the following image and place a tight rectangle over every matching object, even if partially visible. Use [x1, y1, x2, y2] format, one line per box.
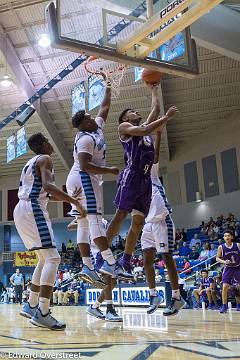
[0, 304, 239, 359]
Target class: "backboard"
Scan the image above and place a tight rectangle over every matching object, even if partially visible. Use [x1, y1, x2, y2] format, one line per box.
[46, 0, 223, 78]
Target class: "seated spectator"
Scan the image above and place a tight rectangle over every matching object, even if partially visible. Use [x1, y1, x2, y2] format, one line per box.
[134, 271, 146, 283]
[53, 279, 64, 305]
[66, 239, 75, 250]
[217, 238, 223, 246]
[181, 258, 192, 274]
[155, 269, 162, 283]
[209, 243, 217, 258]
[138, 255, 144, 267]
[63, 269, 71, 282]
[189, 246, 200, 260]
[61, 242, 67, 254]
[181, 228, 187, 241]
[213, 224, 219, 234]
[179, 242, 191, 258]
[63, 279, 80, 306]
[193, 269, 217, 309]
[190, 234, 201, 248]
[133, 262, 143, 274]
[176, 228, 183, 243]
[209, 230, 218, 242]
[199, 243, 210, 261]
[155, 258, 165, 269]
[200, 221, 206, 233]
[216, 216, 223, 227]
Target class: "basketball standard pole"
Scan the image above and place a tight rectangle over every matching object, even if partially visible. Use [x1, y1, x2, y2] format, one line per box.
[147, 0, 153, 18]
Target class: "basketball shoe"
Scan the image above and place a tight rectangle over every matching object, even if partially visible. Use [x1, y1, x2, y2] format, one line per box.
[147, 294, 164, 315]
[20, 302, 38, 319]
[163, 297, 185, 316]
[87, 305, 105, 320]
[30, 308, 66, 330]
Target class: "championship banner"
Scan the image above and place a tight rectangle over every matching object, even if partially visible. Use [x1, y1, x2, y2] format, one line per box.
[14, 251, 38, 267]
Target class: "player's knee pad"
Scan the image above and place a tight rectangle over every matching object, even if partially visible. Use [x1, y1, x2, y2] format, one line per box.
[88, 214, 106, 240]
[40, 248, 61, 286]
[77, 217, 90, 244]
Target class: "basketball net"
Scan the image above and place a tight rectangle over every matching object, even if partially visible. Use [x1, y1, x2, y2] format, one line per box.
[84, 56, 127, 98]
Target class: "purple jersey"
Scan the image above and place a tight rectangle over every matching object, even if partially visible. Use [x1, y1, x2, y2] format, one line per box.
[114, 134, 154, 216]
[221, 243, 240, 267]
[200, 277, 213, 289]
[120, 135, 154, 176]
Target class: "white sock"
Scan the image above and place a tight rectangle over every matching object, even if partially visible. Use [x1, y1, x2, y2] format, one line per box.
[101, 249, 116, 265]
[150, 288, 158, 296]
[39, 297, 50, 315]
[28, 291, 39, 308]
[82, 257, 94, 270]
[172, 289, 181, 300]
[105, 300, 113, 304]
[93, 300, 101, 309]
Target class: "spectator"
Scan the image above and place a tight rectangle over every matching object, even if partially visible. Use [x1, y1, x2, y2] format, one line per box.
[10, 269, 24, 304]
[217, 238, 223, 246]
[63, 269, 71, 282]
[61, 242, 67, 254]
[53, 278, 64, 305]
[181, 228, 187, 241]
[138, 255, 144, 267]
[155, 258, 165, 269]
[199, 243, 210, 261]
[193, 269, 216, 309]
[133, 262, 143, 274]
[66, 239, 75, 250]
[189, 246, 200, 260]
[134, 271, 146, 283]
[195, 243, 202, 253]
[63, 279, 80, 306]
[209, 243, 217, 258]
[190, 234, 201, 248]
[179, 242, 191, 258]
[175, 228, 183, 243]
[155, 269, 162, 283]
[209, 230, 218, 242]
[181, 258, 192, 274]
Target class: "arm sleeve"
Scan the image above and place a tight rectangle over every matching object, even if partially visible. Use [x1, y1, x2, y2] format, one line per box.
[95, 117, 105, 130]
[76, 135, 95, 156]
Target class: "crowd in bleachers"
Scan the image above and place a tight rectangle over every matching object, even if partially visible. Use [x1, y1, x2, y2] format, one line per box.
[1, 213, 238, 308]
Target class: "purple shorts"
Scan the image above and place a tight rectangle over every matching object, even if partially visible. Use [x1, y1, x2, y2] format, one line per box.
[222, 266, 240, 285]
[114, 169, 152, 217]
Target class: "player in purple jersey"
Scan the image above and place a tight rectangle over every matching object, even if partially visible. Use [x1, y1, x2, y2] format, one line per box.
[193, 269, 215, 308]
[106, 86, 178, 271]
[216, 230, 240, 313]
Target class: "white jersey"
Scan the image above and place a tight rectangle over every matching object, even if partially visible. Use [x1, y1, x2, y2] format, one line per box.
[69, 117, 106, 186]
[18, 155, 52, 209]
[14, 155, 56, 250]
[145, 163, 172, 223]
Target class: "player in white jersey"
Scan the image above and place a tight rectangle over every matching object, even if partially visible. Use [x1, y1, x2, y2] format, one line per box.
[66, 83, 132, 286]
[14, 133, 86, 330]
[141, 129, 185, 316]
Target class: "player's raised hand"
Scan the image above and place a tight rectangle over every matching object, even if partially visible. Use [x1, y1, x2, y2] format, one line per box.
[165, 106, 178, 119]
[108, 166, 119, 175]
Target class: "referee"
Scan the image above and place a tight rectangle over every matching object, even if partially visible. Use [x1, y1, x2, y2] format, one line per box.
[10, 269, 24, 304]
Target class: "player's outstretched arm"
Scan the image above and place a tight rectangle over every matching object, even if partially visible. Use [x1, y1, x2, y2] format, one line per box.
[37, 155, 86, 217]
[78, 152, 119, 176]
[143, 84, 160, 125]
[119, 106, 178, 137]
[97, 76, 111, 122]
[153, 129, 163, 164]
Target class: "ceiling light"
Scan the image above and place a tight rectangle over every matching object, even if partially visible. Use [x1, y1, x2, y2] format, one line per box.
[38, 33, 51, 48]
[0, 74, 12, 87]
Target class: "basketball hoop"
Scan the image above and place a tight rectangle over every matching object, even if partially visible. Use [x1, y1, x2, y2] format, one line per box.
[84, 56, 127, 98]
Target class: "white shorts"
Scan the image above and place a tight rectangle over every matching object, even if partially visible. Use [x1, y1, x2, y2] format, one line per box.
[141, 215, 175, 253]
[66, 170, 103, 216]
[13, 200, 56, 251]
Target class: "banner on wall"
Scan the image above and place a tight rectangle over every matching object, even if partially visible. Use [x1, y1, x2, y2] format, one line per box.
[121, 286, 166, 306]
[86, 288, 120, 305]
[14, 251, 38, 267]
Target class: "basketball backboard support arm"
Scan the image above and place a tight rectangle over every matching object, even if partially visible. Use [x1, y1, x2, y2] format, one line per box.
[46, 1, 199, 79]
[118, 0, 224, 57]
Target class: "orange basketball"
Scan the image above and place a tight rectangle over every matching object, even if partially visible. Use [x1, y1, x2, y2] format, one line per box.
[141, 69, 162, 85]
